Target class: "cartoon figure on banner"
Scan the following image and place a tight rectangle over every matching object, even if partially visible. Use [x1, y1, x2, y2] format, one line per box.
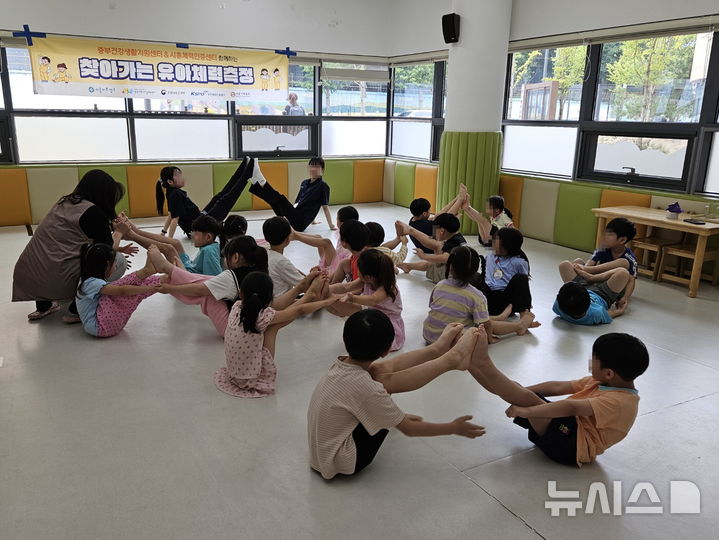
[273, 67, 281, 90]
[260, 68, 270, 91]
[53, 63, 71, 83]
[38, 56, 52, 82]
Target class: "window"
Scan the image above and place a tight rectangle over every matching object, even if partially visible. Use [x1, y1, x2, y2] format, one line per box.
[322, 120, 386, 156]
[133, 98, 228, 114]
[7, 48, 125, 111]
[701, 133, 719, 194]
[14, 117, 129, 162]
[241, 124, 311, 152]
[593, 136, 687, 179]
[595, 33, 712, 123]
[321, 80, 388, 116]
[235, 64, 314, 116]
[390, 120, 431, 160]
[393, 64, 434, 117]
[135, 118, 230, 160]
[506, 45, 586, 121]
[503, 125, 577, 177]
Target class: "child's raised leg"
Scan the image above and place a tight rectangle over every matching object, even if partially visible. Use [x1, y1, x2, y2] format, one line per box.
[373, 327, 478, 394]
[558, 260, 579, 283]
[468, 327, 550, 433]
[487, 311, 541, 338]
[292, 228, 335, 267]
[397, 260, 430, 273]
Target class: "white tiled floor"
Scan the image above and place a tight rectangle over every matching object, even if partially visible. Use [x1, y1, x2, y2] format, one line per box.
[1, 203, 718, 539]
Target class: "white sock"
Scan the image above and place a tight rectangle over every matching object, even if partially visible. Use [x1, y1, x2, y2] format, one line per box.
[251, 158, 267, 186]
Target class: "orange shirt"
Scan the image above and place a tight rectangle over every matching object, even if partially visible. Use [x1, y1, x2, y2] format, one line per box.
[569, 376, 640, 466]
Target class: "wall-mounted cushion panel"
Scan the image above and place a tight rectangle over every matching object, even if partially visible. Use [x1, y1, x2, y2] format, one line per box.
[650, 195, 709, 215]
[353, 159, 385, 203]
[178, 164, 214, 214]
[78, 165, 128, 217]
[519, 178, 560, 243]
[599, 189, 651, 209]
[323, 160, 354, 205]
[127, 165, 163, 218]
[414, 164, 438, 212]
[499, 175, 524, 229]
[0, 169, 32, 226]
[554, 183, 602, 253]
[27, 167, 79, 224]
[212, 163, 252, 212]
[252, 161, 288, 210]
[287, 161, 307, 202]
[394, 162, 416, 208]
[383, 159, 396, 204]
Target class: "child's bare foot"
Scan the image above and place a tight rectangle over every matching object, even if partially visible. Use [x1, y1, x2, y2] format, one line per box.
[142, 256, 157, 276]
[470, 326, 491, 368]
[493, 304, 512, 321]
[516, 311, 540, 336]
[433, 322, 464, 355]
[147, 245, 173, 274]
[448, 328, 479, 370]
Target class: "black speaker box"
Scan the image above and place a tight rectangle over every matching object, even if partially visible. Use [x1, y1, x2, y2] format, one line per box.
[442, 13, 460, 44]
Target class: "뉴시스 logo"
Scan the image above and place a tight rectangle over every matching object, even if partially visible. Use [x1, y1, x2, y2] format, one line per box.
[545, 480, 700, 516]
[88, 87, 94, 93]
[161, 89, 167, 95]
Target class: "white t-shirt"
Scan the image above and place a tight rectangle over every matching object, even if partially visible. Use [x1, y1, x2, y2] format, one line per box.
[267, 249, 304, 297]
[204, 270, 239, 301]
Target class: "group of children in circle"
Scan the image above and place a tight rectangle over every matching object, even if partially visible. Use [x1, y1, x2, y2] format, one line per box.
[72, 157, 649, 479]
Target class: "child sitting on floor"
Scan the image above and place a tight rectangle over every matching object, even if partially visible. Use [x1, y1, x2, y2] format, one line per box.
[396, 213, 467, 283]
[462, 193, 514, 246]
[330, 219, 370, 284]
[263, 216, 305, 297]
[216, 271, 338, 398]
[329, 249, 405, 351]
[365, 221, 408, 270]
[407, 188, 466, 254]
[76, 243, 163, 337]
[291, 206, 358, 278]
[307, 312, 485, 479]
[553, 262, 632, 325]
[220, 214, 248, 253]
[467, 327, 648, 467]
[423, 246, 538, 344]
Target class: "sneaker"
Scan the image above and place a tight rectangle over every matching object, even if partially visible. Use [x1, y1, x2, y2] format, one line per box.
[27, 302, 60, 321]
[62, 314, 81, 324]
[249, 158, 267, 186]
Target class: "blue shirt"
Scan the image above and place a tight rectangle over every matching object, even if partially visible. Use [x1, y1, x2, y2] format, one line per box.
[181, 242, 222, 275]
[76, 277, 107, 336]
[591, 247, 638, 277]
[485, 253, 529, 290]
[553, 291, 613, 325]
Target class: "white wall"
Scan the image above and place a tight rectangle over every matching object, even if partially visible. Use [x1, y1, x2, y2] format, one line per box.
[1, 0, 393, 56]
[511, 0, 719, 41]
[387, 0, 450, 56]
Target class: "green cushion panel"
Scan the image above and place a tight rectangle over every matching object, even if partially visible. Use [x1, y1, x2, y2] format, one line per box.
[393, 162, 416, 208]
[212, 163, 252, 212]
[383, 159, 396, 203]
[323, 160, 354, 205]
[554, 183, 602, 252]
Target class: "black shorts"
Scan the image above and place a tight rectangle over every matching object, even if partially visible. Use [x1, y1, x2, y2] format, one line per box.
[351, 422, 389, 474]
[513, 395, 578, 466]
[572, 275, 622, 307]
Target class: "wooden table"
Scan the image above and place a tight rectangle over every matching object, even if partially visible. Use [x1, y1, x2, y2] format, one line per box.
[591, 206, 719, 298]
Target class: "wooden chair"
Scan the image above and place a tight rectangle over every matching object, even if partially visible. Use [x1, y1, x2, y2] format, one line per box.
[656, 240, 719, 286]
[630, 236, 679, 280]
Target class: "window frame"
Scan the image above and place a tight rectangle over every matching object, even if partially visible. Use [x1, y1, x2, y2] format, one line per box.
[501, 32, 719, 195]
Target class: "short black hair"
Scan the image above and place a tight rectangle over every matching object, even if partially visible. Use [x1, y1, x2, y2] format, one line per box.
[337, 206, 359, 223]
[410, 197, 431, 217]
[606, 218, 636, 243]
[556, 282, 590, 319]
[365, 222, 385, 247]
[339, 219, 369, 252]
[343, 309, 395, 361]
[487, 195, 505, 212]
[308, 157, 325, 169]
[191, 215, 221, 239]
[433, 212, 460, 233]
[262, 216, 292, 246]
[593, 333, 649, 381]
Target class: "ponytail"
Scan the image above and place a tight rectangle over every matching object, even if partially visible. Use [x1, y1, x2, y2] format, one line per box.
[239, 271, 273, 333]
[504, 207, 513, 219]
[446, 245, 481, 286]
[224, 235, 269, 273]
[358, 249, 397, 301]
[78, 243, 116, 294]
[156, 166, 181, 215]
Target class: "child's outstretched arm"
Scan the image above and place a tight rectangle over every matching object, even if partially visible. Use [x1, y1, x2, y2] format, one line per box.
[505, 399, 594, 420]
[396, 414, 485, 438]
[526, 381, 576, 397]
[329, 278, 363, 295]
[342, 287, 388, 307]
[322, 205, 337, 230]
[271, 269, 321, 310]
[100, 283, 158, 296]
[463, 203, 492, 243]
[578, 257, 629, 275]
[396, 220, 443, 252]
[415, 249, 449, 265]
[271, 293, 338, 327]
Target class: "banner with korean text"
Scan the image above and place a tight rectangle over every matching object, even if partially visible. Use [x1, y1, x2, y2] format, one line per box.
[29, 36, 288, 100]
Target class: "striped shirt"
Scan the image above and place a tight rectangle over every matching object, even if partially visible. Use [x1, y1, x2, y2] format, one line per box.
[422, 278, 490, 343]
[375, 243, 408, 268]
[307, 358, 405, 479]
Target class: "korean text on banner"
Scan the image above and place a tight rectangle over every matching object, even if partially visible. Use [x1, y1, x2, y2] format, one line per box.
[29, 36, 288, 100]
